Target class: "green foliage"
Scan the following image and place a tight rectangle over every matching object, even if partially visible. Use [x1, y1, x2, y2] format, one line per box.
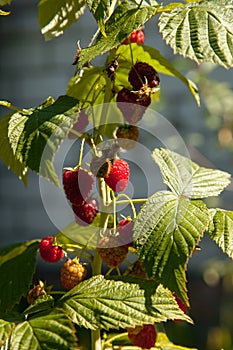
[57, 275, 191, 330]
[0, 319, 15, 347]
[87, 0, 112, 36]
[10, 309, 78, 350]
[38, 0, 86, 41]
[152, 148, 231, 198]
[154, 330, 197, 349]
[159, 0, 233, 68]
[0, 241, 39, 313]
[207, 208, 233, 258]
[134, 191, 209, 305]
[76, 2, 158, 70]
[0, 96, 80, 186]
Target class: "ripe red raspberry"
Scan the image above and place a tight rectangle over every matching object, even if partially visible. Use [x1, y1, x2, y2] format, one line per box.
[97, 235, 129, 268]
[128, 62, 160, 90]
[118, 218, 134, 246]
[116, 124, 139, 150]
[104, 159, 130, 192]
[174, 295, 187, 321]
[63, 168, 94, 206]
[60, 259, 87, 289]
[72, 198, 98, 226]
[127, 324, 157, 349]
[117, 88, 151, 124]
[27, 282, 46, 305]
[39, 236, 64, 263]
[68, 110, 89, 138]
[122, 29, 144, 45]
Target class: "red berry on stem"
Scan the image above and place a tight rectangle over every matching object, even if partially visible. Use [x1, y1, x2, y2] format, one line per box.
[63, 168, 94, 206]
[97, 235, 129, 268]
[127, 324, 157, 349]
[60, 259, 87, 289]
[122, 29, 144, 45]
[72, 198, 98, 226]
[39, 236, 64, 263]
[118, 218, 134, 246]
[128, 61, 160, 90]
[104, 159, 130, 192]
[117, 88, 151, 124]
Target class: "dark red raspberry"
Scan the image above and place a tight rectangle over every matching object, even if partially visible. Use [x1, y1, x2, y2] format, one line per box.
[127, 324, 157, 349]
[104, 159, 130, 192]
[63, 168, 94, 206]
[68, 110, 89, 138]
[118, 218, 134, 246]
[27, 282, 46, 305]
[60, 259, 87, 289]
[174, 295, 187, 321]
[116, 124, 139, 150]
[39, 236, 64, 263]
[122, 29, 144, 45]
[117, 88, 151, 124]
[97, 235, 129, 268]
[128, 62, 160, 90]
[72, 198, 98, 226]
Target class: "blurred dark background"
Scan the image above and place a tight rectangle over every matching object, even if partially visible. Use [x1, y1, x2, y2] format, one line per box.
[1, 1, 233, 349]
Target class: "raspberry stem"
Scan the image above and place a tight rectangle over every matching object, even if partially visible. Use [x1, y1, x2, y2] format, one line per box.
[116, 193, 137, 219]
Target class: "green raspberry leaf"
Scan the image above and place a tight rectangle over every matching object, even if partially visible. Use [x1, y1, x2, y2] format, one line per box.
[57, 275, 191, 330]
[116, 44, 200, 105]
[152, 148, 231, 198]
[0, 241, 39, 313]
[76, 2, 158, 70]
[134, 191, 209, 305]
[87, 0, 112, 37]
[207, 208, 233, 259]
[2, 95, 80, 186]
[38, 0, 86, 41]
[10, 309, 78, 350]
[159, 0, 233, 68]
[0, 112, 28, 186]
[0, 319, 15, 347]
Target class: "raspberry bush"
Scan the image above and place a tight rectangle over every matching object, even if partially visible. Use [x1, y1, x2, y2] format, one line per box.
[0, 1, 233, 350]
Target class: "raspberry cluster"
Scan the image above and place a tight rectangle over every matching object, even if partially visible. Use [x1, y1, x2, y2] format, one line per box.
[63, 167, 98, 226]
[39, 236, 64, 263]
[116, 60, 160, 125]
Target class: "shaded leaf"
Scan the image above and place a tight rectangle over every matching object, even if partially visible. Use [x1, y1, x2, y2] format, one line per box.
[23, 295, 55, 316]
[0, 241, 39, 313]
[58, 275, 191, 330]
[207, 208, 233, 259]
[154, 330, 198, 349]
[0, 113, 28, 185]
[152, 148, 231, 198]
[7, 95, 80, 186]
[10, 309, 78, 350]
[159, 0, 233, 68]
[0, 319, 15, 347]
[38, 0, 86, 41]
[76, 3, 158, 69]
[134, 191, 209, 304]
